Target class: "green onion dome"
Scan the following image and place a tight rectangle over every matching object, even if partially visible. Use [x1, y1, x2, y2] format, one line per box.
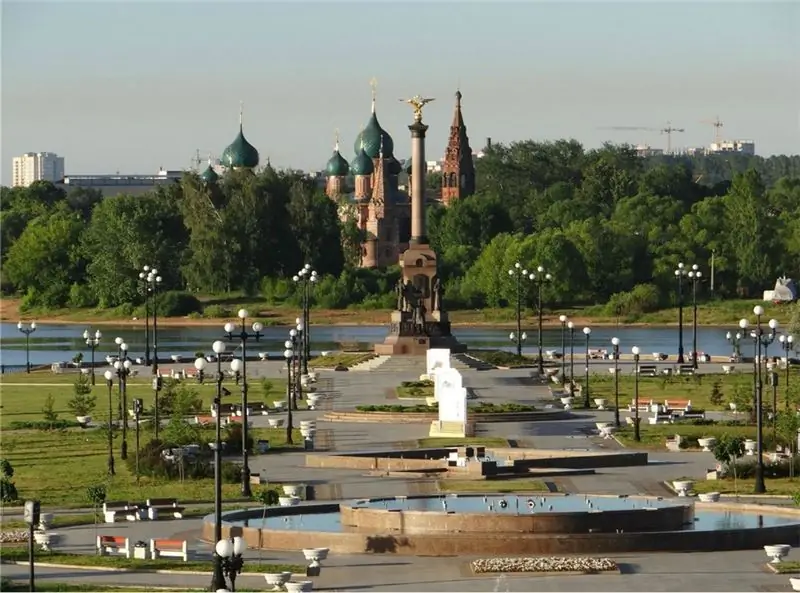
[386, 156, 402, 175]
[200, 163, 219, 184]
[220, 125, 259, 169]
[350, 147, 374, 176]
[325, 147, 350, 177]
[353, 111, 394, 159]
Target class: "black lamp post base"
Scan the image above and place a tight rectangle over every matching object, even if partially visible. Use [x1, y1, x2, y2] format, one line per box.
[121, 441, 128, 460]
[240, 468, 252, 498]
[753, 468, 767, 494]
[210, 555, 226, 591]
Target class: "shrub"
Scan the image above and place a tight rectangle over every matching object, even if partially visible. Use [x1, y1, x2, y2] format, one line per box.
[203, 304, 231, 319]
[41, 393, 60, 429]
[86, 484, 107, 507]
[9, 420, 80, 431]
[0, 459, 14, 479]
[224, 422, 254, 455]
[155, 291, 202, 317]
[1, 478, 19, 503]
[67, 374, 96, 416]
[152, 380, 203, 417]
[222, 462, 243, 484]
[68, 282, 97, 308]
[709, 380, 724, 407]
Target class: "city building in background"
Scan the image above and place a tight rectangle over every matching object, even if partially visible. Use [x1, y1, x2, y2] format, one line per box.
[57, 168, 182, 196]
[12, 152, 65, 187]
[708, 139, 755, 156]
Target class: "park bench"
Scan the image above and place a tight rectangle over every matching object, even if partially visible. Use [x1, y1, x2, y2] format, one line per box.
[637, 365, 658, 377]
[97, 535, 131, 558]
[665, 399, 692, 412]
[648, 411, 673, 425]
[211, 403, 236, 417]
[249, 402, 269, 415]
[150, 538, 188, 561]
[676, 365, 695, 375]
[665, 434, 683, 452]
[588, 348, 605, 359]
[627, 400, 653, 413]
[146, 498, 185, 520]
[103, 502, 141, 523]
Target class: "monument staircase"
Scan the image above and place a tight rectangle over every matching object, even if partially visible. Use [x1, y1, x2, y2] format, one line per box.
[450, 353, 496, 371]
[362, 355, 428, 376]
[348, 355, 391, 372]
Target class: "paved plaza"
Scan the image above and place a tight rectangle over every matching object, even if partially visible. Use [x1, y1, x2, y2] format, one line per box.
[3, 359, 797, 592]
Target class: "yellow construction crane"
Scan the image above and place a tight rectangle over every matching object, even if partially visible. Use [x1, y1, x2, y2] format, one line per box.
[701, 116, 724, 144]
[660, 122, 685, 154]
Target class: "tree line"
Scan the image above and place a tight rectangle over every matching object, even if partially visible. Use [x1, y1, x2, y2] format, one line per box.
[1, 143, 798, 316]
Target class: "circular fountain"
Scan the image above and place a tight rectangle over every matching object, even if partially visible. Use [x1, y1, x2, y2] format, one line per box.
[207, 494, 800, 556]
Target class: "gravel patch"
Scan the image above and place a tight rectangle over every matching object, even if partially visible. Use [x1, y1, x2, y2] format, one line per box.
[0, 530, 29, 543]
[472, 556, 618, 574]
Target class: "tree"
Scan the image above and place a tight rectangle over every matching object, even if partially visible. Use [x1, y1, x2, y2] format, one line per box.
[712, 435, 745, 496]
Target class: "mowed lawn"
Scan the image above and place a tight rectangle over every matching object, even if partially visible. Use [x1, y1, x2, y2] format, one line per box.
[0, 371, 300, 506]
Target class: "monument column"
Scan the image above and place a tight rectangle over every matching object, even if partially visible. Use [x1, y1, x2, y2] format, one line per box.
[409, 121, 429, 245]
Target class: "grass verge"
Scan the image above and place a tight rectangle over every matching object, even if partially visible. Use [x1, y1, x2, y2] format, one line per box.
[438, 478, 549, 493]
[613, 424, 763, 450]
[0, 580, 200, 592]
[771, 561, 800, 574]
[689, 477, 800, 496]
[307, 352, 374, 368]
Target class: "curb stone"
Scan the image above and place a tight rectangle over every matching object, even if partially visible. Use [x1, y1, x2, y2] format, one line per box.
[1, 560, 302, 578]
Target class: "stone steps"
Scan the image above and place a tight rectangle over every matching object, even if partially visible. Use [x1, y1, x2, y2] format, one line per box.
[367, 355, 428, 375]
[452, 353, 496, 371]
[349, 355, 391, 372]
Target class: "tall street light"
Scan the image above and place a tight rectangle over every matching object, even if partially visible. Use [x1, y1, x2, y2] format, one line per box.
[632, 346, 641, 441]
[687, 265, 702, 369]
[582, 327, 591, 408]
[215, 537, 246, 592]
[778, 334, 796, 410]
[17, 321, 37, 374]
[205, 340, 227, 592]
[739, 305, 778, 495]
[143, 268, 162, 438]
[674, 262, 687, 363]
[103, 370, 115, 476]
[559, 316, 568, 384]
[283, 339, 296, 445]
[530, 266, 552, 375]
[568, 321, 575, 397]
[509, 331, 527, 355]
[726, 330, 744, 360]
[293, 265, 318, 374]
[223, 309, 263, 497]
[138, 265, 155, 367]
[611, 337, 620, 427]
[507, 262, 530, 358]
[113, 340, 131, 460]
[286, 326, 302, 410]
[84, 329, 101, 386]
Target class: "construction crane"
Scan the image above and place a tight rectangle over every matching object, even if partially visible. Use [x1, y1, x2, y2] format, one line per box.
[660, 122, 685, 154]
[701, 116, 724, 145]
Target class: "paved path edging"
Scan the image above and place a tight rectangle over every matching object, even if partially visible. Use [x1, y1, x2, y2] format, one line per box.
[1, 559, 302, 578]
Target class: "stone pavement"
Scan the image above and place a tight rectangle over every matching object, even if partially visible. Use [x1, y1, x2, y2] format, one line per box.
[8, 360, 797, 592]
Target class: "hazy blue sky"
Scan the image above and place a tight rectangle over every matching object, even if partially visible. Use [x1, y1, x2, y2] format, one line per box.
[2, 1, 798, 183]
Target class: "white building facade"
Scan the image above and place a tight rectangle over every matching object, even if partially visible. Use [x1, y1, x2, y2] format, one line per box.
[12, 152, 65, 187]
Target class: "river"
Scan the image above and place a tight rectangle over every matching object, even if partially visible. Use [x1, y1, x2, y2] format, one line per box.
[0, 321, 741, 370]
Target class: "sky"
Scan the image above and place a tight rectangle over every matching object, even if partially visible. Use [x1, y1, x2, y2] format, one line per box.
[2, 0, 799, 183]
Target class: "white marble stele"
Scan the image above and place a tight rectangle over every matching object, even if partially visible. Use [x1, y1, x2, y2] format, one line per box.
[429, 367, 472, 438]
[426, 348, 451, 400]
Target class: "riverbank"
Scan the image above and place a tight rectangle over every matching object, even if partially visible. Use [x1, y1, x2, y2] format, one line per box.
[1, 297, 793, 329]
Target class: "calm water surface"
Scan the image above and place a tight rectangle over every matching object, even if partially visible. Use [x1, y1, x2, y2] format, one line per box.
[0, 321, 740, 369]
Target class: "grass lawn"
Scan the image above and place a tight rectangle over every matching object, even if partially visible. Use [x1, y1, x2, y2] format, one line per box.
[0, 371, 292, 430]
[0, 547, 304, 574]
[396, 380, 434, 399]
[690, 477, 800, 496]
[438, 478, 549, 493]
[614, 423, 763, 450]
[0, 581, 199, 592]
[468, 350, 537, 367]
[416, 437, 509, 448]
[772, 561, 800, 574]
[307, 351, 374, 368]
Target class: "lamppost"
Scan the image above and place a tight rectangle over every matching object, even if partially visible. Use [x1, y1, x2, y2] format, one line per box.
[132, 398, 143, 484]
[509, 331, 527, 355]
[283, 341, 296, 445]
[582, 327, 591, 408]
[214, 537, 246, 592]
[778, 334, 796, 410]
[611, 337, 620, 427]
[507, 263, 530, 358]
[103, 370, 115, 476]
[143, 268, 162, 438]
[113, 342, 131, 461]
[530, 266, 552, 375]
[138, 265, 155, 367]
[687, 265, 702, 369]
[17, 321, 36, 373]
[285, 325, 302, 410]
[632, 346, 641, 441]
[559, 315, 568, 383]
[739, 306, 778, 495]
[674, 262, 687, 363]
[206, 340, 227, 592]
[223, 309, 263, 497]
[84, 329, 101, 385]
[726, 330, 744, 360]
[568, 321, 575, 397]
[293, 264, 318, 373]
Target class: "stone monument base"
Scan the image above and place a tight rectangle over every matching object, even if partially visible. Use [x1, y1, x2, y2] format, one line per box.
[374, 310, 467, 355]
[428, 420, 472, 438]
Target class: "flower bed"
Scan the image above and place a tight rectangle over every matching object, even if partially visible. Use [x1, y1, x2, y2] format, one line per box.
[0, 531, 28, 543]
[471, 556, 618, 574]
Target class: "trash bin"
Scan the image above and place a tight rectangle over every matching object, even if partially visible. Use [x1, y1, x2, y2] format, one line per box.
[257, 440, 270, 453]
[304, 437, 315, 451]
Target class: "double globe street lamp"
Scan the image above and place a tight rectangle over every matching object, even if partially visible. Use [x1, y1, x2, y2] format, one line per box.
[293, 265, 318, 374]
[567, 321, 576, 397]
[674, 263, 688, 363]
[17, 321, 37, 373]
[687, 265, 702, 369]
[113, 337, 131, 460]
[103, 370, 116, 476]
[632, 346, 642, 441]
[582, 327, 592, 408]
[726, 330, 744, 361]
[530, 266, 552, 375]
[778, 334, 796, 410]
[611, 337, 621, 427]
[223, 310, 263, 497]
[213, 536, 246, 592]
[84, 329, 101, 385]
[507, 263, 530, 358]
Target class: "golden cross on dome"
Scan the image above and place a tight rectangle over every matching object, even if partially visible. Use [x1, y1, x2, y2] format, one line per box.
[370, 77, 378, 112]
[239, 101, 243, 127]
[334, 128, 340, 151]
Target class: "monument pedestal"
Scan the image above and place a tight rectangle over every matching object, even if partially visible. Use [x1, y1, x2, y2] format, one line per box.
[374, 311, 467, 355]
[428, 420, 472, 439]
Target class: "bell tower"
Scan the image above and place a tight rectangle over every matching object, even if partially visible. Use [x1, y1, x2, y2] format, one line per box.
[440, 90, 476, 206]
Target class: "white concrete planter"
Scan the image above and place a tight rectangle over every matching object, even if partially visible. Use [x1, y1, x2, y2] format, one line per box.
[560, 396, 574, 410]
[790, 577, 800, 592]
[697, 437, 717, 452]
[764, 544, 791, 563]
[672, 480, 694, 497]
[133, 546, 148, 559]
[595, 422, 612, 432]
[729, 402, 737, 411]
[285, 581, 314, 593]
[278, 496, 301, 507]
[698, 492, 720, 503]
[273, 401, 286, 411]
[267, 418, 285, 428]
[282, 484, 304, 497]
[302, 546, 330, 566]
[264, 572, 292, 590]
[600, 426, 616, 439]
[744, 439, 757, 456]
[38, 513, 54, 530]
[76, 416, 91, 426]
[33, 531, 59, 551]
[300, 429, 316, 438]
[306, 394, 322, 410]
[593, 398, 608, 410]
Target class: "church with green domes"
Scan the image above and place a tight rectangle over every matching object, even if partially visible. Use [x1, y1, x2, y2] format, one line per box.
[323, 87, 412, 269]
